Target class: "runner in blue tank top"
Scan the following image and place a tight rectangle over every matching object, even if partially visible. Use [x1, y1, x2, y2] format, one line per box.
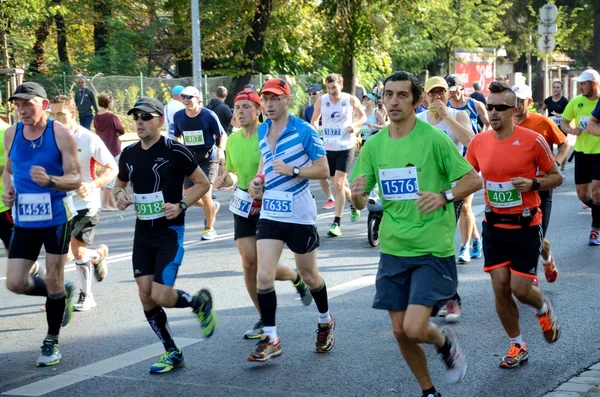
[2, 82, 81, 367]
[445, 75, 489, 265]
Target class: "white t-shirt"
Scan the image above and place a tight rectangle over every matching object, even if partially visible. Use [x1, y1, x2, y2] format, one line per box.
[164, 99, 185, 137]
[320, 93, 355, 151]
[416, 108, 464, 153]
[70, 126, 117, 211]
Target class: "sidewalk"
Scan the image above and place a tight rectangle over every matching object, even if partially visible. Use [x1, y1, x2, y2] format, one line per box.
[543, 363, 600, 396]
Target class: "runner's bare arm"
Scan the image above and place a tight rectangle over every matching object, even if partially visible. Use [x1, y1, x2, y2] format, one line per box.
[416, 170, 481, 215]
[586, 115, 600, 137]
[35, 123, 81, 192]
[349, 175, 369, 210]
[113, 178, 132, 210]
[560, 118, 580, 135]
[311, 97, 322, 130]
[474, 100, 490, 130]
[350, 96, 367, 132]
[555, 141, 571, 165]
[511, 163, 562, 192]
[446, 110, 474, 147]
[183, 166, 211, 207]
[272, 155, 329, 180]
[2, 126, 16, 206]
[369, 110, 387, 130]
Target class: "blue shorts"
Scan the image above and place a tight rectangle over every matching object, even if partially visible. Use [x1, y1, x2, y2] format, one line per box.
[132, 225, 184, 286]
[373, 253, 457, 314]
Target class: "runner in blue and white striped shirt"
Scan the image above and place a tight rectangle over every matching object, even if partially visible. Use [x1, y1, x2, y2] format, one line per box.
[246, 78, 336, 363]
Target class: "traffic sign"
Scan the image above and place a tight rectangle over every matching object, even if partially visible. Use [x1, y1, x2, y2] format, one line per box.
[539, 3, 558, 23]
[537, 34, 556, 53]
[538, 23, 557, 35]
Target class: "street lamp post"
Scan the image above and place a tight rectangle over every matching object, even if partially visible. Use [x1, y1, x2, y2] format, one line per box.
[191, 0, 202, 90]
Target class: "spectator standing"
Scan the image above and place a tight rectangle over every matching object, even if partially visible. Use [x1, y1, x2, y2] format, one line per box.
[93, 93, 124, 211]
[206, 86, 233, 135]
[164, 85, 185, 138]
[541, 81, 569, 118]
[74, 77, 98, 130]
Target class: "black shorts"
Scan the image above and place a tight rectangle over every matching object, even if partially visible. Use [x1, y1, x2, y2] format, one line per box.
[539, 189, 552, 237]
[0, 210, 14, 250]
[256, 219, 320, 254]
[70, 209, 100, 245]
[132, 225, 184, 286]
[326, 148, 355, 176]
[184, 159, 220, 188]
[574, 151, 600, 185]
[9, 222, 72, 261]
[482, 221, 542, 279]
[234, 213, 259, 240]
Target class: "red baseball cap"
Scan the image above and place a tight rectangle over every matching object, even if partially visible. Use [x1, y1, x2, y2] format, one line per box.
[234, 88, 262, 107]
[260, 78, 291, 96]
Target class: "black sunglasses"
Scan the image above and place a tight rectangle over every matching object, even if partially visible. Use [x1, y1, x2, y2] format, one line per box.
[486, 104, 514, 112]
[132, 113, 160, 121]
[181, 94, 196, 100]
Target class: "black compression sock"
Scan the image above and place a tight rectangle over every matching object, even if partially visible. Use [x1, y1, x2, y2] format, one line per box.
[174, 289, 201, 311]
[25, 276, 48, 297]
[333, 217, 341, 226]
[144, 306, 176, 350]
[257, 288, 277, 327]
[592, 203, 600, 229]
[422, 387, 438, 397]
[46, 292, 66, 336]
[310, 281, 329, 314]
[293, 273, 301, 285]
[437, 337, 452, 358]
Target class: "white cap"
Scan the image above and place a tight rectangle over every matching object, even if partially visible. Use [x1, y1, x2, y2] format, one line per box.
[512, 84, 532, 100]
[573, 69, 600, 83]
[181, 86, 202, 100]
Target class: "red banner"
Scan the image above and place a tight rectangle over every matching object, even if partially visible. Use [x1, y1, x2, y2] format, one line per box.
[454, 51, 494, 97]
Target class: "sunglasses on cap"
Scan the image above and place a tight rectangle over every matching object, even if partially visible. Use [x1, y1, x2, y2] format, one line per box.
[132, 113, 160, 121]
[486, 104, 514, 112]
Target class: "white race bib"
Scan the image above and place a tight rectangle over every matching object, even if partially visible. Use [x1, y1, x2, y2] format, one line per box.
[580, 116, 591, 132]
[132, 192, 165, 220]
[183, 130, 205, 146]
[229, 188, 253, 218]
[17, 193, 53, 222]
[262, 190, 293, 218]
[323, 127, 344, 148]
[379, 167, 419, 201]
[486, 181, 523, 208]
[549, 116, 562, 126]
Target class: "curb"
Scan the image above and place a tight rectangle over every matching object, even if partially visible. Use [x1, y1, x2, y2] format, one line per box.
[543, 363, 600, 396]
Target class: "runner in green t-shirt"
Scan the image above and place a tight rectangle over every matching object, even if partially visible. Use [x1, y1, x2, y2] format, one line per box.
[560, 69, 600, 245]
[214, 89, 312, 340]
[349, 71, 482, 397]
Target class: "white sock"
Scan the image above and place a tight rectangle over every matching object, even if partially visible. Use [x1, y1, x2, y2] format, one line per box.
[76, 260, 92, 295]
[537, 302, 548, 315]
[263, 326, 277, 341]
[318, 311, 331, 324]
[87, 248, 100, 262]
[328, 195, 335, 201]
[509, 334, 524, 346]
[542, 254, 551, 265]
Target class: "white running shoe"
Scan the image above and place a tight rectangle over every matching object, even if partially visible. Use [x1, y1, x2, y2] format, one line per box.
[73, 291, 97, 311]
[201, 227, 217, 240]
[439, 326, 467, 384]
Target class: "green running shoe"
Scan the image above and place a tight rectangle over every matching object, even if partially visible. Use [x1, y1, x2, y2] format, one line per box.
[293, 273, 313, 306]
[194, 288, 217, 338]
[149, 348, 184, 374]
[36, 339, 61, 367]
[350, 207, 361, 222]
[61, 281, 74, 327]
[327, 223, 342, 237]
[243, 319, 264, 339]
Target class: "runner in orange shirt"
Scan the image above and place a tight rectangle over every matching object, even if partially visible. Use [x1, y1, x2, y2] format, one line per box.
[512, 84, 571, 284]
[466, 82, 563, 369]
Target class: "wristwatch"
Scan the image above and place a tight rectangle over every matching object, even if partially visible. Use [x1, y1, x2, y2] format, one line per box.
[291, 166, 301, 178]
[442, 189, 454, 203]
[531, 179, 541, 191]
[179, 201, 188, 212]
[46, 177, 56, 188]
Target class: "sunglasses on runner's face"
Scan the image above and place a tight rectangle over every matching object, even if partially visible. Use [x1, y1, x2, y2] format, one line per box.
[486, 104, 514, 112]
[309, 92, 319, 96]
[132, 113, 160, 121]
[181, 95, 196, 100]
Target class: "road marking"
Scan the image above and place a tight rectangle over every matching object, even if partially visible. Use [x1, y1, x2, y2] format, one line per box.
[1, 338, 201, 396]
[327, 275, 376, 299]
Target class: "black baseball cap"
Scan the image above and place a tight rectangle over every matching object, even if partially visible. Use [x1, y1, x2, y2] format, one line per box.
[127, 97, 164, 116]
[445, 75, 464, 91]
[9, 82, 47, 101]
[307, 84, 322, 92]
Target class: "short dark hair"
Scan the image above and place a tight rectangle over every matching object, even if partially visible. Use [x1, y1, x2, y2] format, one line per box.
[488, 81, 516, 105]
[473, 81, 481, 91]
[325, 73, 343, 85]
[98, 93, 113, 108]
[383, 71, 422, 105]
[216, 86, 227, 98]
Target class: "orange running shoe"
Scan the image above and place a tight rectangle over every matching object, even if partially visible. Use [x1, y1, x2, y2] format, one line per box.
[543, 256, 558, 283]
[322, 199, 335, 210]
[499, 343, 528, 368]
[247, 336, 282, 363]
[537, 298, 561, 343]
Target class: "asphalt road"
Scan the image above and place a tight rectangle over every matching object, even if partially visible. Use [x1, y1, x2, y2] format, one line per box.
[1, 165, 599, 397]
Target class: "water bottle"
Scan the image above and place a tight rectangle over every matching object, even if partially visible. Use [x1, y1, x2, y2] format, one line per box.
[522, 207, 531, 218]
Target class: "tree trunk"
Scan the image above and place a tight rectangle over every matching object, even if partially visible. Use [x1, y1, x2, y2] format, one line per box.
[594, 0, 600, 71]
[229, 0, 273, 106]
[28, 20, 51, 74]
[341, 56, 357, 96]
[54, 0, 70, 68]
[94, 0, 111, 55]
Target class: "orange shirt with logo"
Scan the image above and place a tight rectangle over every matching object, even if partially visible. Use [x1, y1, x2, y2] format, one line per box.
[517, 112, 565, 148]
[466, 125, 555, 229]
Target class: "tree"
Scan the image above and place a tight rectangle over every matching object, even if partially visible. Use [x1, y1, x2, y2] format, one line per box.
[595, 0, 600, 70]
